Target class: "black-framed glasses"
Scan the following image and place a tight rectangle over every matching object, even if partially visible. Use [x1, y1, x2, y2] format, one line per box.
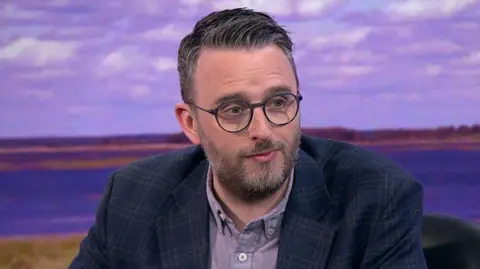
[190, 93, 303, 133]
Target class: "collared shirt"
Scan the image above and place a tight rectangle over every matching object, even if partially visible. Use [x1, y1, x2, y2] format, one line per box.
[206, 167, 294, 269]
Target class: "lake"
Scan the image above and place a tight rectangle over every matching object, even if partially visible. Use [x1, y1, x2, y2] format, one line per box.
[0, 148, 479, 237]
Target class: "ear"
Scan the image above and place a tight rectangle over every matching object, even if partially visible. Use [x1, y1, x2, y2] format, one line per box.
[175, 103, 201, 145]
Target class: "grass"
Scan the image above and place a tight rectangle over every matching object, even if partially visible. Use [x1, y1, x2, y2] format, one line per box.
[0, 234, 84, 269]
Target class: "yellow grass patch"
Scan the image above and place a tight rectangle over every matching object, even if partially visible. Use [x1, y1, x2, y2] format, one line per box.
[0, 234, 84, 269]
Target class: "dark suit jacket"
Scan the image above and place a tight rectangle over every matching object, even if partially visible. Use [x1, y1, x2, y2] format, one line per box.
[68, 135, 427, 269]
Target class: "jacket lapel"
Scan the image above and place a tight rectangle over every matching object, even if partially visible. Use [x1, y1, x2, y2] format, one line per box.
[277, 150, 337, 269]
[154, 159, 210, 269]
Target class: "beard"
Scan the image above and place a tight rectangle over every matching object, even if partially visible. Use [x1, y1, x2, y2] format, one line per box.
[198, 128, 301, 203]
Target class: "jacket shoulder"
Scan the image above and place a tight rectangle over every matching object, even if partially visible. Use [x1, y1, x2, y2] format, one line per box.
[301, 135, 423, 225]
[106, 145, 205, 212]
[115, 145, 203, 180]
[301, 134, 421, 195]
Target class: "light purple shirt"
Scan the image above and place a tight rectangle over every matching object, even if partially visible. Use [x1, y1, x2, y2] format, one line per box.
[206, 167, 294, 269]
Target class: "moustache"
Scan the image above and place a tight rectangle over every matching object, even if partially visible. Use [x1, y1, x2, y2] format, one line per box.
[240, 140, 285, 157]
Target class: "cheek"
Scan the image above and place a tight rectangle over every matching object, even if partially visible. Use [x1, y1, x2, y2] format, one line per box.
[216, 135, 246, 157]
[197, 117, 221, 139]
[201, 128, 237, 152]
[279, 125, 299, 143]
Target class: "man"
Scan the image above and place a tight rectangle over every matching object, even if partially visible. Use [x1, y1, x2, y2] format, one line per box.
[68, 8, 427, 269]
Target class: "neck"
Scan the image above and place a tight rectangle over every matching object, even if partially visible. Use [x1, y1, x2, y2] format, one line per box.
[212, 175, 290, 231]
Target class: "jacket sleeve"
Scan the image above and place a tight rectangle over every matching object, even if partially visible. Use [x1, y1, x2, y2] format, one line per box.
[360, 176, 428, 269]
[67, 173, 116, 269]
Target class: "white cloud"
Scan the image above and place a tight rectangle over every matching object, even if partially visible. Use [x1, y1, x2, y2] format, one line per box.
[375, 92, 423, 103]
[180, 0, 206, 6]
[309, 27, 371, 49]
[152, 57, 177, 72]
[130, 73, 162, 82]
[296, 0, 342, 16]
[142, 24, 190, 41]
[424, 65, 443, 76]
[98, 46, 142, 74]
[386, 0, 480, 18]
[462, 51, 480, 65]
[395, 39, 462, 55]
[0, 38, 78, 66]
[308, 64, 374, 77]
[66, 105, 110, 115]
[319, 49, 385, 64]
[100, 51, 128, 72]
[98, 48, 176, 79]
[129, 85, 151, 98]
[337, 65, 374, 76]
[339, 65, 373, 76]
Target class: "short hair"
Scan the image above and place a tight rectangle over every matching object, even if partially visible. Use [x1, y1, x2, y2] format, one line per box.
[177, 7, 299, 103]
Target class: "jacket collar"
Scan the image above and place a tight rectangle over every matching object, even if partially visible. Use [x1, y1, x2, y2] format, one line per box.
[157, 139, 335, 269]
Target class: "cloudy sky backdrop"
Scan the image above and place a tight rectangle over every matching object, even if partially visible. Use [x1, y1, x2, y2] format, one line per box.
[1, 0, 479, 138]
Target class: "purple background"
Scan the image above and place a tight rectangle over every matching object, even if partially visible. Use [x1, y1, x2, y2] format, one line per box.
[1, 0, 479, 138]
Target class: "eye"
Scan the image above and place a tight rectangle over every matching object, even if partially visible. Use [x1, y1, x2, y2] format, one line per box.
[219, 103, 248, 116]
[268, 96, 288, 108]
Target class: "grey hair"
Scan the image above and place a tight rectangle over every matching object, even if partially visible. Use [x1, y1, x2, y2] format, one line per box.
[177, 7, 299, 103]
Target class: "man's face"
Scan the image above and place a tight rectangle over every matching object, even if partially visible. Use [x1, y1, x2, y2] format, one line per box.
[192, 45, 301, 202]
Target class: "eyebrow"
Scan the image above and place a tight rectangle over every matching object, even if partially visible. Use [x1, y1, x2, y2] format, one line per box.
[212, 85, 294, 106]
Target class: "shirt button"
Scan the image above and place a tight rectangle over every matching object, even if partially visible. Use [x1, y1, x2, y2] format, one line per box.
[267, 228, 275, 235]
[238, 253, 248, 262]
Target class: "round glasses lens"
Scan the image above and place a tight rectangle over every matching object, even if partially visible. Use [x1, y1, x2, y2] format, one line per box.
[265, 94, 298, 125]
[216, 101, 251, 132]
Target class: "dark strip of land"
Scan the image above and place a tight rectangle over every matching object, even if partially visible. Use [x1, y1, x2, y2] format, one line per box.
[0, 140, 479, 171]
[1, 125, 479, 149]
[0, 126, 479, 171]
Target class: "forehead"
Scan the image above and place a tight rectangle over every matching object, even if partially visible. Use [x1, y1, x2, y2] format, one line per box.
[193, 45, 297, 106]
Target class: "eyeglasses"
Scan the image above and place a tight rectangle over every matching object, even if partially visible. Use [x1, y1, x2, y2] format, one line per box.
[190, 93, 303, 133]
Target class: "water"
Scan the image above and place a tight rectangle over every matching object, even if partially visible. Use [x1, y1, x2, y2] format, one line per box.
[0, 168, 113, 236]
[0, 148, 479, 236]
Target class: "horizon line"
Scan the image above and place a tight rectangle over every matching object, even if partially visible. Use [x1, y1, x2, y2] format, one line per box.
[0, 123, 478, 141]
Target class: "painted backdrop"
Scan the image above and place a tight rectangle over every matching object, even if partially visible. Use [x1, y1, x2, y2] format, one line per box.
[0, 1, 479, 268]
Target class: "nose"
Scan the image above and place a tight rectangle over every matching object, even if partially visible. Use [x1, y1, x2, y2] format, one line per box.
[247, 108, 273, 141]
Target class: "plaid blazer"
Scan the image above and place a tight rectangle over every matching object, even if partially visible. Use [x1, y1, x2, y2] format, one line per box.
[68, 135, 427, 269]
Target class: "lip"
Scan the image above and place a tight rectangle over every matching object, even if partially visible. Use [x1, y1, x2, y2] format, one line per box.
[246, 149, 279, 162]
